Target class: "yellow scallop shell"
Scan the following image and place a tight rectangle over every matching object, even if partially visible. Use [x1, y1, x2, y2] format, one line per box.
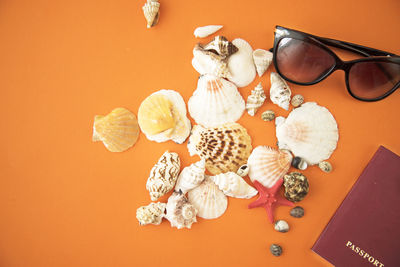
[92, 107, 140, 152]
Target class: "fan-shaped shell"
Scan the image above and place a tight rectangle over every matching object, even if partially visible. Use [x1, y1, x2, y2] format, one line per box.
[165, 191, 197, 229]
[270, 72, 291, 110]
[276, 102, 339, 165]
[246, 82, 266, 116]
[188, 74, 245, 127]
[187, 176, 228, 219]
[142, 0, 160, 28]
[175, 159, 206, 193]
[92, 107, 140, 152]
[194, 25, 223, 38]
[253, 49, 273, 77]
[210, 172, 258, 199]
[227, 38, 256, 88]
[187, 123, 252, 175]
[247, 146, 293, 188]
[136, 202, 166, 226]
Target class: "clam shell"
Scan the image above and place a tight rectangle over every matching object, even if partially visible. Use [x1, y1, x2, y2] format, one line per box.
[246, 82, 266, 116]
[270, 72, 291, 110]
[202, 36, 238, 58]
[187, 123, 252, 175]
[192, 44, 230, 78]
[253, 49, 273, 77]
[187, 176, 228, 219]
[136, 202, 166, 226]
[92, 107, 140, 152]
[165, 191, 197, 229]
[247, 146, 293, 188]
[210, 172, 258, 199]
[175, 159, 206, 193]
[142, 0, 160, 28]
[276, 102, 339, 165]
[194, 25, 223, 38]
[227, 38, 256, 87]
[188, 74, 245, 127]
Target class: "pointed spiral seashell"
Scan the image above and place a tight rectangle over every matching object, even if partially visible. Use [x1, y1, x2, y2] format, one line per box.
[210, 172, 258, 199]
[192, 45, 230, 78]
[276, 102, 339, 165]
[270, 72, 291, 110]
[227, 38, 256, 88]
[246, 82, 266, 116]
[188, 74, 245, 127]
[92, 107, 140, 152]
[247, 146, 293, 188]
[194, 25, 223, 38]
[142, 0, 160, 28]
[165, 191, 197, 229]
[202, 36, 238, 58]
[136, 202, 166, 226]
[253, 49, 273, 77]
[187, 176, 228, 219]
[174, 159, 206, 193]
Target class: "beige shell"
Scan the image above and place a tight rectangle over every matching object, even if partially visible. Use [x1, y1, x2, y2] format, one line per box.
[210, 172, 258, 199]
[291, 94, 304, 108]
[187, 123, 252, 175]
[92, 107, 140, 152]
[202, 36, 238, 59]
[165, 191, 197, 229]
[270, 72, 291, 110]
[227, 38, 256, 87]
[146, 151, 181, 201]
[261, 110, 275, 122]
[142, 0, 160, 28]
[175, 159, 206, 193]
[253, 49, 273, 77]
[276, 102, 339, 165]
[192, 44, 230, 78]
[194, 25, 223, 38]
[187, 176, 228, 219]
[246, 82, 266, 116]
[318, 161, 333, 173]
[247, 146, 293, 188]
[136, 202, 166, 226]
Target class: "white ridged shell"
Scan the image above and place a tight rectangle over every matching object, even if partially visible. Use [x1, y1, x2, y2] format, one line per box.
[253, 49, 273, 77]
[210, 172, 258, 199]
[227, 38, 256, 88]
[165, 191, 197, 229]
[246, 82, 266, 116]
[175, 159, 206, 193]
[270, 72, 291, 110]
[136, 202, 166, 226]
[194, 25, 223, 38]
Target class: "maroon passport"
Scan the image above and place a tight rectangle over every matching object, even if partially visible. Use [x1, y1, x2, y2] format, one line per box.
[312, 146, 400, 267]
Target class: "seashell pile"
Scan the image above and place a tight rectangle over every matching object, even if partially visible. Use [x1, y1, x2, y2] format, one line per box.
[246, 82, 266, 116]
[165, 191, 197, 229]
[142, 0, 160, 28]
[175, 159, 206, 193]
[283, 172, 309, 202]
[270, 72, 291, 110]
[227, 38, 256, 87]
[136, 202, 166, 226]
[194, 25, 223, 38]
[210, 172, 258, 199]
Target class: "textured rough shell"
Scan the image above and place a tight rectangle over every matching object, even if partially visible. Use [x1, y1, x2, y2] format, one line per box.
[246, 82, 266, 116]
[270, 244, 283, 257]
[136, 202, 166, 226]
[270, 72, 291, 110]
[253, 49, 273, 77]
[174, 159, 206, 193]
[283, 172, 309, 202]
[210, 172, 257, 199]
[165, 191, 197, 229]
[92, 107, 140, 152]
[187, 123, 252, 175]
[194, 25, 223, 38]
[187, 176, 228, 219]
[202, 36, 238, 58]
[261, 110, 275, 122]
[247, 146, 293, 188]
[276, 102, 339, 165]
[188, 74, 245, 127]
[192, 44, 230, 78]
[227, 38, 256, 88]
[142, 0, 160, 28]
[146, 151, 181, 201]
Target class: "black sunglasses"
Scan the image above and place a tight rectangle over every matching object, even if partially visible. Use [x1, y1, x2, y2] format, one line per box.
[271, 26, 400, 101]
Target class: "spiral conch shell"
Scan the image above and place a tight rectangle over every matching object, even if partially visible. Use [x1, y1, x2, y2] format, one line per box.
[202, 36, 238, 59]
[146, 151, 181, 201]
[174, 159, 206, 194]
[227, 38, 256, 88]
[246, 82, 266, 116]
[165, 191, 197, 229]
[187, 123, 252, 175]
[270, 72, 291, 110]
[210, 172, 258, 199]
[194, 25, 223, 38]
[253, 49, 273, 77]
[142, 0, 160, 28]
[192, 44, 230, 78]
[136, 202, 166, 226]
[92, 107, 140, 152]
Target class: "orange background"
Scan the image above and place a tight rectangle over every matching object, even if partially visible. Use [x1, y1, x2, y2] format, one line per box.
[1, 0, 400, 266]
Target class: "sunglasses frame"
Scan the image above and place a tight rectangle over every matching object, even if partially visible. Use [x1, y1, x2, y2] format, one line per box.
[272, 26, 400, 101]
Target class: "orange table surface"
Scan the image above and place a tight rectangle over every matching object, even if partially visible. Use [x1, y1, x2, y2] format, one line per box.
[1, 0, 400, 266]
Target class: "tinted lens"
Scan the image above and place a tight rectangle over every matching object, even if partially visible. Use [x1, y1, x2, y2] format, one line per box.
[276, 37, 336, 83]
[348, 61, 400, 100]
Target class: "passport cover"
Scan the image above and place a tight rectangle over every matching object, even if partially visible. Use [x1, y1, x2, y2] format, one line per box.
[312, 146, 400, 267]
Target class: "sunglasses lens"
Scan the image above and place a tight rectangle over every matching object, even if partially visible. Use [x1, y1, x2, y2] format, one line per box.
[348, 61, 400, 100]
[276, 37, 336, 83]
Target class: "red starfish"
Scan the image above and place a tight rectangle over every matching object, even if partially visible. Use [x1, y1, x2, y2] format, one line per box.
[248, 179, 294, 223]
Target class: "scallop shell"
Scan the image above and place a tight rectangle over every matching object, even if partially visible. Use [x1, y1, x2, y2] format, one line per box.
[192, 44, 230, 78]
[142, 0, 160, 28]
[165, 191, 197, 229]
[175, 159, 206, 193]
[247, 146, 293, 188]
[146, 151, 181, 201]
[253, 49, 273, 77]
[194, 25, 223, 38]
[136, 202, 166, 226]
[270, 72, 291, 110]
[187, 123, 252, 175]
[227, 38, 256, 88]
[138, 90, 191, 144]
[202, 36, 238, 59]
[92, 107, 140, 152]
[188, 74, 245, 127]
[276, 102, 339, 165]
[187, 176, 228, 219]
[246, 82, 266, 116]
[210, 172, 258, 199]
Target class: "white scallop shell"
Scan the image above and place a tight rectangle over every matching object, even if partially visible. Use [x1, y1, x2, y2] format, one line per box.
[246, 82, 266, 116]
[188, 74, 245, 127]
[270, 72, 291, 110]
[227, 38, 256, 88]
[253, 49, 273, 77]
[187, 176, 228, 219]
[210, 172, 258, 199]
[165, 191, 197, 229]
[194, 25, 223, 38]
[136, 202, 166, 226]
[192, 45, 230, 78]
[276, 102, 339, 165]
[175, 159, 206, 193]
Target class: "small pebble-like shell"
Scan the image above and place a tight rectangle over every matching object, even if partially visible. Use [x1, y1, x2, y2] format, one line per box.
[290, 206, 305, 218]
[174, 159, 206, 193]
[274, 220, 289, 233]
[246, 82, 266, 116]
[270, 244, 283, 256]
[253, 49, 273, 77]
[283, 172, 309, 202]
[202, 36, 238, 58]
[261, 110, 275, 121]
[237, 164, 249, 177]
[291, 156, 308, 170]
[291, 94, 304, 108]
[318, 161, 332, 173]
[165, 191, 197, 229]
[136, 202, 166, 226]
[194, 25, 223, 38]
[210, 172, 258, 199]
[142, 0, 160, 28]
[270, 72, 291, 110]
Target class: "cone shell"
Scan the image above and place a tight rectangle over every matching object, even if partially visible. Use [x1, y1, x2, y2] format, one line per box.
[227, 38, 256, 88]
[210, 172, 258, 199]
[175, 159, 206, 193]
[142, 0, 160, 28]
[188, 74, 245, 127]
[192, 45, 230, 78]
[276, 102, 339, 165]
[246, 82, 266, 116]
[187, 176, 228, 219]
[194, 25, 223, 38]
[92, 107, 140, 152]
[187, 123, 252, 175]
[202, 36, 238, 58]
[146, 151, 181, 201]
[247, 146, 293, 188]
[270, 72, 291, 110]
[136, 202, 166, 226]
[253, 49, 273, 77]
[165, 191, 197, 229]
